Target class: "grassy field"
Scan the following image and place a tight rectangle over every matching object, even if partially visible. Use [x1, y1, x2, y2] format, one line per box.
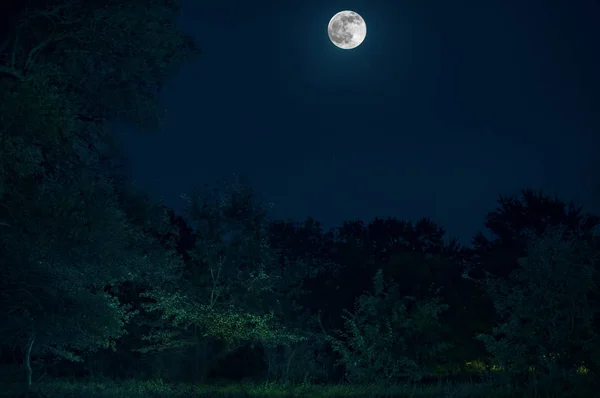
[0, 377, 585, 398]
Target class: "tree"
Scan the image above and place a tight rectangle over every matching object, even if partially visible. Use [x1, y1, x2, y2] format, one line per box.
[0, 166, 183, 386]
[264, 218, 338, 383]
[477, 226, 599, 395]
[305, 217, 474, 376]
[0, 0, 199, 390]
[139, 180, 306, 381]
[322, 217, 460, 330]
[0, 0, 199, 205]
[459, 190, 600, 372]
[326, 269, 451, 384]
[470, 189, 599, 279]
[0, 0, 199, 127]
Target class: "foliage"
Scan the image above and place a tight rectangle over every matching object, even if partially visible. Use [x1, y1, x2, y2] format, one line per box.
[461, 189, 600, 380]
[1, 168, 147, 362]
[477, 225, 599, 393]
[327, 269, 451, 384]
[0, 0, 197, 383]
[0, 0, 199, 203]
[470, 189, 599, 280]
[262, 219, 339, 383]
[140, 294, 305, 352]
[0, 0, 199, 128]
[139, 180, 307, 357]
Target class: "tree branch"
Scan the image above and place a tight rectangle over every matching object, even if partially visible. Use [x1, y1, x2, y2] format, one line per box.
[0, 64, 23, 81]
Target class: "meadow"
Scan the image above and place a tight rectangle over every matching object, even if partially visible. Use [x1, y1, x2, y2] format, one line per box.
[0, 376, 593, 398]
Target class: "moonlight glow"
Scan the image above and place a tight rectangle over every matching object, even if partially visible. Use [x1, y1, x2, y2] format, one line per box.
[327, 10, 367, 49]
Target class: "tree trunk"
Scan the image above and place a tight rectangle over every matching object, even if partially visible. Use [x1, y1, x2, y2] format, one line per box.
[200, 338, 208, 382]
[263, 345, 278, 381]
[284, 345, 298, 382]
[195, 325, 200, 381]
[24, 333, 35, 397]
[87, 354, 95, 380]
[195, 326, 209, 383]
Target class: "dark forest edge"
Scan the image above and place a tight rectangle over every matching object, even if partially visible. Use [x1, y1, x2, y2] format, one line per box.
[0, 1, 599, 397]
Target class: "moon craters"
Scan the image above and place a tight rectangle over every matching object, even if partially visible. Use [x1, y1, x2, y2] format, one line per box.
[327, 11, 367, 50]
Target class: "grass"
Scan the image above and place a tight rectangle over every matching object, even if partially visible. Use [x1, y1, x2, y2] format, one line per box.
[0, 377, 564, 398]
[0, 361, 595, 397]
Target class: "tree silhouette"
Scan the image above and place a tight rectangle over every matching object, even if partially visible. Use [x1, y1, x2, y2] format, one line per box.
[0, 0, 198, 391]
[478, 226, 599, 394]
[471, 189, 599, 279]
[327, 269, 450, 384]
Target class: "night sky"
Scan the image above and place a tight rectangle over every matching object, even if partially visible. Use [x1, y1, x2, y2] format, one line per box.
[116, 0, 600, 244]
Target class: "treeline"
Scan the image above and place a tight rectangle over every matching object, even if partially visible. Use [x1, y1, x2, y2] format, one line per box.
[0, 1, 599, 397]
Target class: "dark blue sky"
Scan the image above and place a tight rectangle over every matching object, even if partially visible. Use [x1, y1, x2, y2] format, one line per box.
[117, 0, 600, 243]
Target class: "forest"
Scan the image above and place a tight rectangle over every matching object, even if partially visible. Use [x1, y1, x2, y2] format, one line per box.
[1, 0, 599, 397]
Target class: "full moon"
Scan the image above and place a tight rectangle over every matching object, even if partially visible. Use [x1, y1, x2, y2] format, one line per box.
[327, 10, 367, 50]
